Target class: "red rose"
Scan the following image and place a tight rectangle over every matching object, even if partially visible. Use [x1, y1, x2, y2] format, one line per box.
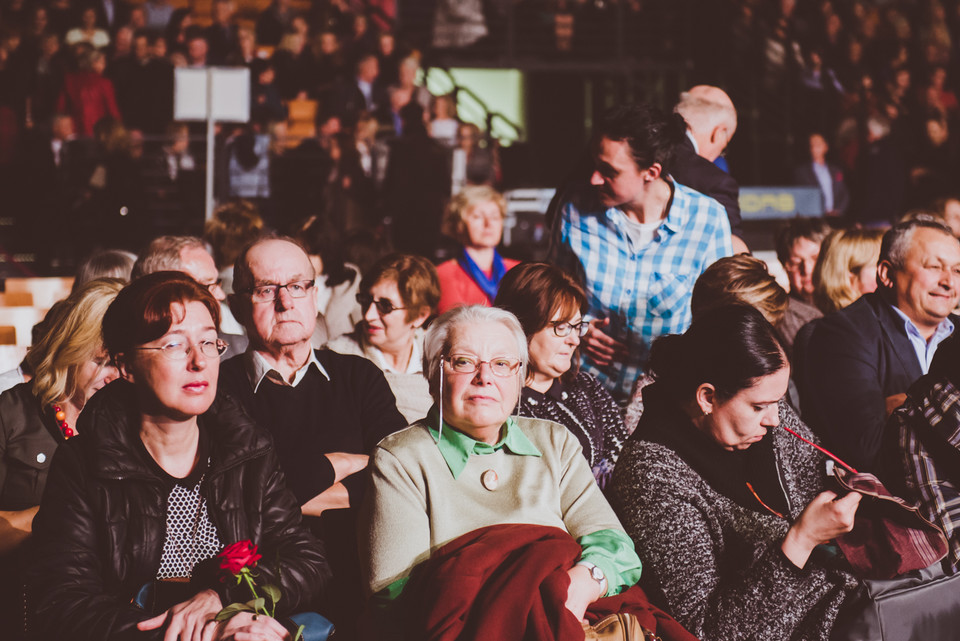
[218, 541, 262, 575]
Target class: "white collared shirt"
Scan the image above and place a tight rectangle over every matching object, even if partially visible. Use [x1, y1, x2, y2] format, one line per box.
[891, 306, 955, 375]
[357, 78, 374, 109]
[811, 161, 834, 212]
[367, 331, 424, 375]
[245, 349, 330, 393]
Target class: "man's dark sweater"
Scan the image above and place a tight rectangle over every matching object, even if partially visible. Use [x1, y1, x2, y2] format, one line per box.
[219, 348, 407, 507]
[219, 348, 407, 640]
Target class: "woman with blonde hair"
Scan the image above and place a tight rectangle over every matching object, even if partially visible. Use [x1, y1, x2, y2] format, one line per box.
[812, 228, 884, 314]
[690, 254, 790, 328]
[0, 278, 123, 633]
[436, 185, 518, 313]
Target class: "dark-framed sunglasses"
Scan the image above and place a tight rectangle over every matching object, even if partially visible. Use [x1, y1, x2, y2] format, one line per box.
[357, 293, 406, 316]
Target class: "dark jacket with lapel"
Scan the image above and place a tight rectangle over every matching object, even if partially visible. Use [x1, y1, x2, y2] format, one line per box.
[793, 162, 850, 215]
[797, 292, 947, 471]
[668, 135, 743, 239]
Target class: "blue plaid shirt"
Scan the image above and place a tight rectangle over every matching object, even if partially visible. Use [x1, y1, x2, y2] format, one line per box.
[550, 180, 733, 402]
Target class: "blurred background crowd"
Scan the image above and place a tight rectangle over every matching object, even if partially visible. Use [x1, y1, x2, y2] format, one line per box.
[2, 0, 960, 271]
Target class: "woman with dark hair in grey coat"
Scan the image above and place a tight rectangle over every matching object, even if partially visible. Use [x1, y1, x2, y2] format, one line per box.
[609, 305, 862, 641]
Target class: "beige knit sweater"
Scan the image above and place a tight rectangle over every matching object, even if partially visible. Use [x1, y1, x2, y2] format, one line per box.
[358, 416, 626, 595]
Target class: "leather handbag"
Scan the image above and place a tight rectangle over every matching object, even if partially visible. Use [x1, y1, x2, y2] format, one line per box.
[831, 466, 948, 579]
[582, 613, 661, 641]
[829, 562, 960, 641]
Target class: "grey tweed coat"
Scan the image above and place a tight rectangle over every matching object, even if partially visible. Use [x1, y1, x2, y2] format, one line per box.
[609, 400, 859, 641]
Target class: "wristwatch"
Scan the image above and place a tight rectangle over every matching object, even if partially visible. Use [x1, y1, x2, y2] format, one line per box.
[576, 561, 607, 596]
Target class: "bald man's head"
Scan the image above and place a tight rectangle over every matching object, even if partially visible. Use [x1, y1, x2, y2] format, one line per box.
[675, 85, 737, 162]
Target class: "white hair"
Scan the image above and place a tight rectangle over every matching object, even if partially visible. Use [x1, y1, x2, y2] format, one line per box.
[423, 305, 528, 403]
[675, 90, 737, 137]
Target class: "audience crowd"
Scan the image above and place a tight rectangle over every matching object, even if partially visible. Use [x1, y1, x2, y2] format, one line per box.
[4, 1, 960, 641]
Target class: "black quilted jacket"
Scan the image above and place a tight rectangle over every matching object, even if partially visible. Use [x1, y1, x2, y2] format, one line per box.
[26, 379, 330, 641]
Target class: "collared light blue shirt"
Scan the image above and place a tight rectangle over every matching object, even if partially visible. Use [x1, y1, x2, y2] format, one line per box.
[891, 306, 955, 374]
[550, 179, 733, 402]
[811, 161, 834, 212]
[245, 349, 330, 392]
[357, 78, 374, 109]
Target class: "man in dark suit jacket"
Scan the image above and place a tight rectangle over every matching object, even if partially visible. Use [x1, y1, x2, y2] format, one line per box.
[798, 218, 960, 471]
[331, 54, 387, 127]
[793, 132, 850, 216]
[672, 85, 745, 252]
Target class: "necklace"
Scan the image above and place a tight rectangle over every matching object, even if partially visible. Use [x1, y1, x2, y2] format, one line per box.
[51, 404, 75, 439]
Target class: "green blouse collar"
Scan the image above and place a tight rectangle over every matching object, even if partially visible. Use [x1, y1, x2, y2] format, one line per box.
[425, 406, 541, 479]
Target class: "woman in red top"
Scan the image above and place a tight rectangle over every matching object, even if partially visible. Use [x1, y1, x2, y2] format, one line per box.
[57, 49, 121, 137]
[436, 185, 519, 313]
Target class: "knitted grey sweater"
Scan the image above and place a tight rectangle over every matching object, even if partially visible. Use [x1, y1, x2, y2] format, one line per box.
[609, 400, 859, 641]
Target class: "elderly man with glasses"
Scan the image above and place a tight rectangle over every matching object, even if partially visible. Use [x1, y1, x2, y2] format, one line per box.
[219, 235, 406, 641]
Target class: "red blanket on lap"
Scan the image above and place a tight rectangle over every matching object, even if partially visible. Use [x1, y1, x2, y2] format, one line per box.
[401, 524, 698, 641]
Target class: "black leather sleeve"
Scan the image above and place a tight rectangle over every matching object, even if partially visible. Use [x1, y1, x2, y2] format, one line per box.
[26, 442, 163, 641]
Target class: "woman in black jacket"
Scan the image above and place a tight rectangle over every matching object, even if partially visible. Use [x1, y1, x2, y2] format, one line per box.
[27, 272, 330, 641]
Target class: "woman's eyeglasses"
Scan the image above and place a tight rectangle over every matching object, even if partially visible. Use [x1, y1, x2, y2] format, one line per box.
[443, 354, 521, 377]
[551, 320, 589, 338]
[135, 339, 229, 361]
[357, 293, 406, 316]
[245, 280, 314, 303]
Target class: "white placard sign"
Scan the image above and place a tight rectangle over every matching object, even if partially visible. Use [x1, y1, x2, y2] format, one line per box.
[174, 68, 208, 121]
[174, 67, 250, 122]
[210, 68, 250, 122]
[172, 67, 251, 220]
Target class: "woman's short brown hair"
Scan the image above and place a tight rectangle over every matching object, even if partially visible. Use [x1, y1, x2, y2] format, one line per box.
[441, 185, 507, 245]
[493, 262, 586, 381]
[103, 271, 221, 359]
[360, 253, 441, 323]
[691, 255, 788, 328]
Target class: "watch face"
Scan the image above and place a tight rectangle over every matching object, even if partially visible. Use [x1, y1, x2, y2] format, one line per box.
[590, 566, 604, 581]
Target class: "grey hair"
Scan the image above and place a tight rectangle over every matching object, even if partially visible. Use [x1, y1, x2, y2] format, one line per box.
[880, 216, 957, 279]
[131, 235, 205, 279]
[675, 91, 737, 137]
[423, 305, 528, 402]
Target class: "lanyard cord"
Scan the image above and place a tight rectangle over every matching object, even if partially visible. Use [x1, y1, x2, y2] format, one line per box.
[780, 424, 859, 474]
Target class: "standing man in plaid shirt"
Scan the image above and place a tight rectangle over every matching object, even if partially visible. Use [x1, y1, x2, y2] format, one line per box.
[550, 104, 733, 403]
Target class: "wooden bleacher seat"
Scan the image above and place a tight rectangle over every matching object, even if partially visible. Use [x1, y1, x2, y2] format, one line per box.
[0, 326, 16, 345]
[286, 98, 318, 146]
[0, 345, 28, 373]
[0, 308, 45, 347]
[0, 292, 34, 307]
[4, 277, 73, 310]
